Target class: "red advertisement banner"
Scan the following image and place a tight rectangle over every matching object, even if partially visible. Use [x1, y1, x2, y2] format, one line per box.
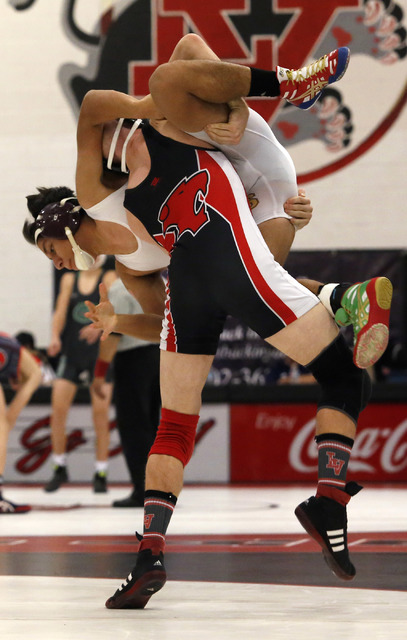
[230, 403, 407, 482]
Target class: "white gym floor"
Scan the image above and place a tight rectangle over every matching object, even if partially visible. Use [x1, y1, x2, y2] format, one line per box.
[1, 484, 406, 639]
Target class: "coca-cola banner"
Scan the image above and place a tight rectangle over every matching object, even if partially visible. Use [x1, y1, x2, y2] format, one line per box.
[230, 403, 407, 482]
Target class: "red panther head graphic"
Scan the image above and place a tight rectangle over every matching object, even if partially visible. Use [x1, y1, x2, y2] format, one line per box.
[158, 170, 210, 243]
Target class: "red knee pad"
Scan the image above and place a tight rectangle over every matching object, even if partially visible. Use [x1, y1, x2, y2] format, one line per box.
[149, 408, 199, 467]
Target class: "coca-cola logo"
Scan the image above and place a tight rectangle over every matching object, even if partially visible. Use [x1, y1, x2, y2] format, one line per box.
[289, 419, 407, 475]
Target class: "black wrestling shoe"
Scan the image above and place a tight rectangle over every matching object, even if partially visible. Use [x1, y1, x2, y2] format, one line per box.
[44, 466, 69, 492]
[294, 482, 363, 581]
[105, 549, 167, 609]
[112, 492, 144, 508]
[0, 496, 31, 514]
[93, 472, 108, 493]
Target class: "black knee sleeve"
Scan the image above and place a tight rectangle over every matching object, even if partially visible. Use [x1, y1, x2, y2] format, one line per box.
[307, 334, 372, 423]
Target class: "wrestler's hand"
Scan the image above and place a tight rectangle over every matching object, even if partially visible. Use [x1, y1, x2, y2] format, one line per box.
[139, 94, 166, 121]
[91, 376, 108, 400]
[283, 189, 313, 230]
[204, 98, 249, 145]
[47, 336, 61, 357]
[79, 324, 102, 344]
[84, 283, 117, 341]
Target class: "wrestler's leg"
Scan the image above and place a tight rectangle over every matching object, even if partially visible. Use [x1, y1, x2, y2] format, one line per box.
[258, 212, 392, 370]
[266, 303, 356, 436]
[105, 350, 214, 610]
[49, 378, 77, 455]
[0, 386, 9, 480]
[90, 380, 113, 492]
[90, 381, 113, 462]
[145, 351, 214, 495]
[0, 386, 31, 514]
[150, 33, 349, 129]
[266, 304, 370, 580]
[43, 378, 76, 492]
[168, 32, 220, 63]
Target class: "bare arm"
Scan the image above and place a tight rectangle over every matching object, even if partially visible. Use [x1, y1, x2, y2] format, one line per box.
[76, 90, 158, 208]
[257, 190, 313, 265]
[107, 314, 162, 342]
[6, 349, 42, 429]
[258, 218, 295, 266]
[283, 189, 313, 231]
[85, 281, 163, 342]
[114, 261, 165, 316]
[91, 333, 121, 399]
[48, 272, 74, 357]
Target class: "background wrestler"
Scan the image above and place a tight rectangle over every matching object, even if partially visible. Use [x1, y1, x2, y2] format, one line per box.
[0, 333, 42, 514]
[41, 255, 116, 493]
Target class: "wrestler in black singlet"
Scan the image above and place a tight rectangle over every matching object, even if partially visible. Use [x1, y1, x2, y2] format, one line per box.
[124, 123, 316, 355]
[0, 333, 22, 383]
[56, 273, 108, 384]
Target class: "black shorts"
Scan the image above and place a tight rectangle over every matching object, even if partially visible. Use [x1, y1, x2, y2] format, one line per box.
[159, 154, 317, 355]
[56, 354, 113, 385]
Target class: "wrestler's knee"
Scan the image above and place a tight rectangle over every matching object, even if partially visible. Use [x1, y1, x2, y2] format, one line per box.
[307, 334, 372, 423]
[149, 408, 199, 467]
[174, 33, 206, 59]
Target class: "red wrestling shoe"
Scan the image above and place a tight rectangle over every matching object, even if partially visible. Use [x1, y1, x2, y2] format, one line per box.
[277, 47, 351, 110]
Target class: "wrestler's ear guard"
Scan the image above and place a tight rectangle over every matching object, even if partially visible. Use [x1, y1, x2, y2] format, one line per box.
[64, 227, 95, 271]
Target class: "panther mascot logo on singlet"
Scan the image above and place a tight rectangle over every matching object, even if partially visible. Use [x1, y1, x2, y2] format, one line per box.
[12, 0, 403, 183]
[0, 349, 8, 372]
[158, 169, 210, 246]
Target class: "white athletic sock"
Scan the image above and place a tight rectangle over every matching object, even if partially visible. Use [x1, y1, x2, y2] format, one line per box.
[95, 460, 108, 474]
[318, 283, 339, 317]
[53, 454, 67, 467]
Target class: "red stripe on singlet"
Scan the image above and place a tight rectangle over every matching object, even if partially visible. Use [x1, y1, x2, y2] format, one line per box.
[196, 150, 297, 325]
[163, 277, 177, 352]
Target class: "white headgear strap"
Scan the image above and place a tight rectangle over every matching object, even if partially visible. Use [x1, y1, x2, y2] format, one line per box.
[121, 119, 142, 173]
[107, 119, 124, 170]
[60, 197, 81, 209]
[34, 227, 44, 245]
[107, 118, 142, 173]
[65, 227, 95, 271]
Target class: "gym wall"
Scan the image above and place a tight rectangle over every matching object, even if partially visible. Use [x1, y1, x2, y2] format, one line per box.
[1, 0, 406, 346]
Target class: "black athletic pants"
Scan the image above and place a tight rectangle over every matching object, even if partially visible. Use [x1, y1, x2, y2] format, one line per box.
[113, 344, 161, 499]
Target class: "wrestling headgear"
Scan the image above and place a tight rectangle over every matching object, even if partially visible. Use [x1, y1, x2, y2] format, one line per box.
[32, 198, 82, 241]
[32, 198, 95, 270]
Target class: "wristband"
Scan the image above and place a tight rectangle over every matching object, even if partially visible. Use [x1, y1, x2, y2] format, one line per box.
[94, 359, 110, 378]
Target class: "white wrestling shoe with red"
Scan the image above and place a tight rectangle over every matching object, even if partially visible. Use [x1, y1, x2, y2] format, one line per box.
[0, 496, 31, 514]
[277, 47, 351, 110]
